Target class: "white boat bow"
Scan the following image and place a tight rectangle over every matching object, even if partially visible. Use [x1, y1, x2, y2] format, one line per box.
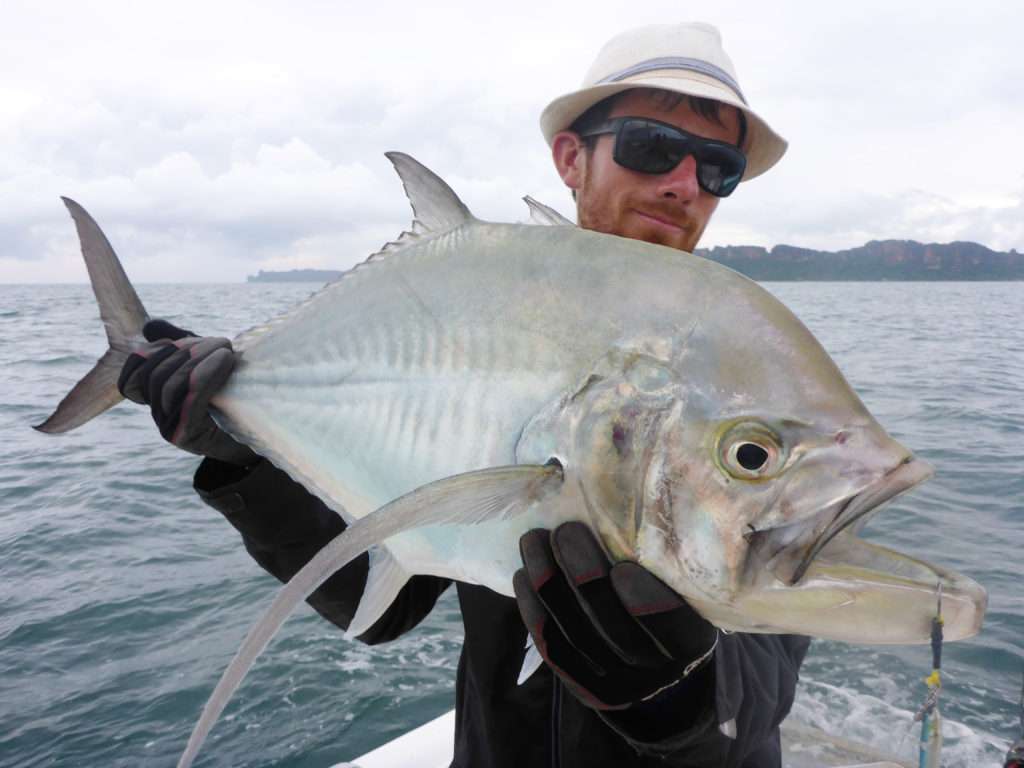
[333, 709, 912, 768]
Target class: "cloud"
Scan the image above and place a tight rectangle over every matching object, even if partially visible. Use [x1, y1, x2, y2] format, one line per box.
[1, 0, 1020, 281]
[713, 181, 1024, 254]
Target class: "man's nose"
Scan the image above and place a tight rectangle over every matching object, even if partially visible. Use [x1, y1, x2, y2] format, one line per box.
[656, 154, 700, 202]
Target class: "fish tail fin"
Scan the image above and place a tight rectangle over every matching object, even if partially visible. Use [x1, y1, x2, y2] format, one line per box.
[33, 198, 149, 434]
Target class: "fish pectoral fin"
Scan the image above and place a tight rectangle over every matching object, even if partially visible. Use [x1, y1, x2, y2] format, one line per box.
[387, 461, 566, 528]
[176, 462, 564, 768]
[523, 196, 574, 226]
[346, 546, 410, 637]
[350, 462, 568, 641]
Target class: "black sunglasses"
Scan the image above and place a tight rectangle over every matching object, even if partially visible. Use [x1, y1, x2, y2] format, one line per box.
[578, 116, 747, 198]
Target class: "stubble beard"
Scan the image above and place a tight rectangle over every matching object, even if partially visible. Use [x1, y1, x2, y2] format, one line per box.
[575, 165, 704, 253]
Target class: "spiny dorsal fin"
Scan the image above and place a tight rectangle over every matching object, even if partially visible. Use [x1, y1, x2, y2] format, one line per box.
[385, 152, 474, 233]
[237, 154, 470, 348]
[523, 196, 574, 226]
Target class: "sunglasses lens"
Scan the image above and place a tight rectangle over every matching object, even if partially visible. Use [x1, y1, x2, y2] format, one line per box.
[615, 120, 687, 174]
[695, 144, 746, 197]
[611, 118, 746, 197]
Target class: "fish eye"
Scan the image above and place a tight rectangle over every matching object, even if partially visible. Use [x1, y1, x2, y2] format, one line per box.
[736, 443, 769, 471]
[717, 422, 786, 481]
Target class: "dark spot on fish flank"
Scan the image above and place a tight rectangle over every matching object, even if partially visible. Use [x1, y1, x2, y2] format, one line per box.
[835, 430, 850, 445]
[688, 563, 709, 581]
[611, 422, 628, 455]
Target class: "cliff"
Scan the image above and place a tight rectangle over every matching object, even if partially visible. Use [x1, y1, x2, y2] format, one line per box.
[695, 240, 1024, 280]
[247, 269, 346, 283]
[247, 240, 1024, 282]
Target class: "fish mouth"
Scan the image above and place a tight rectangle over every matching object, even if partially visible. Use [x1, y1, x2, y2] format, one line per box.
[696, 455, 986, 644]
[748, 457, 935, 587]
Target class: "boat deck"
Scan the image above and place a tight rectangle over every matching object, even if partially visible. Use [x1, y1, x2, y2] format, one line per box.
[332, 710, 913, 768]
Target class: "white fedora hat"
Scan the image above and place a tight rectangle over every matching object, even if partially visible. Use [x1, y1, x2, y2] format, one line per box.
[540, 22, 787, 182]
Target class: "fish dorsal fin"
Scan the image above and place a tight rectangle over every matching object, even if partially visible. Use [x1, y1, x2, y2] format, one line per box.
[385, 152, 475, 234]
[523, 196, 574, 226]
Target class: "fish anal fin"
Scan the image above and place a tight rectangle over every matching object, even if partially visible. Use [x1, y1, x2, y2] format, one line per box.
[385, 152, 475, 234]
[176, 463, 564, 768]
[517, 637, 545, 685]
[346, 546, 411, 637]
[523, 196, 574, 227]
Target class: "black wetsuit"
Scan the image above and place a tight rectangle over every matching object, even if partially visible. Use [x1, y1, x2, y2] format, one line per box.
[196, 457, 810, 768]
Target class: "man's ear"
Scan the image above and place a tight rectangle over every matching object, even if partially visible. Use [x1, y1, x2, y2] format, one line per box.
[552, 131, 586, 192]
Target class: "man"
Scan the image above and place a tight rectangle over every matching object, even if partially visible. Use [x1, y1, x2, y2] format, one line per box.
[119, 22, 808, 768]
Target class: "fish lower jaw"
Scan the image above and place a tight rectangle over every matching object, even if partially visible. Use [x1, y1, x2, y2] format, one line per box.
[751, 457, 936, 587]
[691, 531, 986, 644]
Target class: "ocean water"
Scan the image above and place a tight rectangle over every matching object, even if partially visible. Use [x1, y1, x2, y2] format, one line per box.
[1, 281, 1020, 767]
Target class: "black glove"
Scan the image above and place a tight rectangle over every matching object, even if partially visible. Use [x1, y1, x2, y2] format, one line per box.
[514, 522, 718, 711]
[118, 319, 257, 466]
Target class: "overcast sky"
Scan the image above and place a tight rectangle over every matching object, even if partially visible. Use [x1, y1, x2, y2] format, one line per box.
[2, 0, 1021, 282]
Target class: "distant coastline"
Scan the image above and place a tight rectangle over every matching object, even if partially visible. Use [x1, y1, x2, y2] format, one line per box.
[247, 269, 347, 283]
[247, 239, 1024, 282]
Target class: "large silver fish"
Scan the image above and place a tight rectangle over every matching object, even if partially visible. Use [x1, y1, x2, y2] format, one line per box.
[38, 153, 986, 767]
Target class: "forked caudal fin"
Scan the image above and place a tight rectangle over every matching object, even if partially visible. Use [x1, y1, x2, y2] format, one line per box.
[175, 462, 563, 768]
[34, 155, 505, 434]
[34, 199, 149, 433]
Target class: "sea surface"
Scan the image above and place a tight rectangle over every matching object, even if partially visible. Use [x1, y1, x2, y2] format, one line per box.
[1, 281, 1021, 767]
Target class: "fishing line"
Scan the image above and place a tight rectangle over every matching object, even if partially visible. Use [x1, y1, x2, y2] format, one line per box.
[913, 583, 943, 768]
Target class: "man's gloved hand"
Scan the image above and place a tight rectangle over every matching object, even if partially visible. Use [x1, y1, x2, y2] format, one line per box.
[118, 319, 257, 466]
[514, 522, 718, 711]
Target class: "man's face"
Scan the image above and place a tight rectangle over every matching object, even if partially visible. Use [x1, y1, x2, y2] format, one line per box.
[553, 90, 743, 252]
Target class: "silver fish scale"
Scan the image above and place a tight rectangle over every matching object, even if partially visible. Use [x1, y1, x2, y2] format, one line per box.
[216, 224, 596, 524]
[212, 217, 862, 551]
